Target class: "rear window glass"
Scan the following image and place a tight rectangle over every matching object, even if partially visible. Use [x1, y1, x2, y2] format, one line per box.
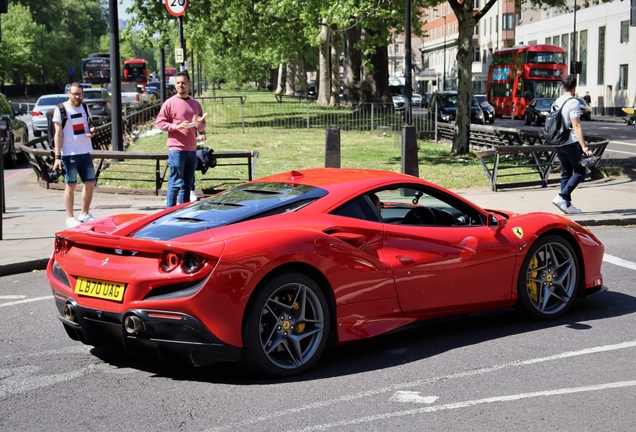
[84, 90, 104, 99]
[37, 96, 68, 106]
[131, 182, 328, 240]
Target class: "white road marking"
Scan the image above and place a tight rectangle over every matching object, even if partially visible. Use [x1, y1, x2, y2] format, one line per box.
[609, 140, 636, 147]
[390, 391, 438, 404]
[293, 381, 636, 431]
[603, 149, 636, 156]
[604, 254, 636, 271]
[0, 295, 51, 308]
[204, 340, 636, 432]
[0, 295, 26, 299]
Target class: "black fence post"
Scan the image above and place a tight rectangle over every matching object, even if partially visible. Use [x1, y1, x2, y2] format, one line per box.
[401, 125, 419, 177]
[325, 126, 341, 168]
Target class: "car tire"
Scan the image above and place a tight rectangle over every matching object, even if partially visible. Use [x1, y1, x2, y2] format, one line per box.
[517, 235, 579, 319]
[489, 118, 495, 124]
[242, 272, 331, 376]
[33, 130, 42, 137]
[524, 113, 531, 125]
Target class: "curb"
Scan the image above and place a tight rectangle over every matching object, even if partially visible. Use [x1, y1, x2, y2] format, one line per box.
[0, 258, 49, 277]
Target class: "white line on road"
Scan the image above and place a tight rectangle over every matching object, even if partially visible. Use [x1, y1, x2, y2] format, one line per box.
[604, 149, 636, 156]
[604, 254, 636, 271]
[0, 295, 51, 308]
[609, 140, 636, 147]
[205, 340, 636, 432]
[0, 295, 26, 299]
[292, 380, 636, 431]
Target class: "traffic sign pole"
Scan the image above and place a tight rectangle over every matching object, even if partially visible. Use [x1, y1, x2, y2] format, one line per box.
[165, 0, 189, 72]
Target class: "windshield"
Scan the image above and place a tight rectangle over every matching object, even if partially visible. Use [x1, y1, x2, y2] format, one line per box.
[131, 182, 329, 241]
[389, 85, 404, 96]
[526, 51, 565, 65]
[535, 99, 555, 109]
[84, 90, 105, 99]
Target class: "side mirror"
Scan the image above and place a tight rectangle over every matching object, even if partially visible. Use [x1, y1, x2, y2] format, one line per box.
[489, 213, 507, 232]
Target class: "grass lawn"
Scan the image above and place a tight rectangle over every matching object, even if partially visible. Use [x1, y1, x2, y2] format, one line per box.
[95, 89, 621, 193]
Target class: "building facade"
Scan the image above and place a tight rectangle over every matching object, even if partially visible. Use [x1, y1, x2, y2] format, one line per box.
[407, 0, 634, 114]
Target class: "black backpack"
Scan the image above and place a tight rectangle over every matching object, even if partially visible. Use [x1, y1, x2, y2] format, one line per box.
[543, 97, 573, 146]
[45, 103, 91, 146]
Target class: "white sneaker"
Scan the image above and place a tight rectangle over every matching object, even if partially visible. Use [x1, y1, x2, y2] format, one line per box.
[78, 213, 95, 223]
[564, 203, 582, 214]
[66, 217, 81, 228]
[552, 195, 582, 214]
[190, 190, 198, 202]
[552, 195, 568, 213]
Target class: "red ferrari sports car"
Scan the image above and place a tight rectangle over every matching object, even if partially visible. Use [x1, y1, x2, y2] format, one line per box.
[47, 168, 606, 376]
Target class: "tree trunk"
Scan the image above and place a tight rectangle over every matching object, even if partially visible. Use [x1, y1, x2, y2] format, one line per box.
[285, 58, 296, 96]
[296, 54, 308, 96]
[330, 23, 341, 106]
[317, 18, 331, 105]
[275, 62, 285, 94]
[267, 68, 277, 92]
[360, 28, 391, 104]
[344, 25, 362, 104]
[451, 3, 477, 155]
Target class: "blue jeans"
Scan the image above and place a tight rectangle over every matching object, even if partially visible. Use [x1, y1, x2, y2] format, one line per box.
[167, 150, 197, 208]
[62, 153, 96, 184]
[555, 143, 585, 203]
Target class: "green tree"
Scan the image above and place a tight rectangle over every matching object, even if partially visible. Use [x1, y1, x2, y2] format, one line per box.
[0, 3, 41, 85]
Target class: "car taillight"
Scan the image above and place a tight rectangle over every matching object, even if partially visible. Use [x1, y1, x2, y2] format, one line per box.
[32, 111, 43, 116]
[97, 101, 106, 106]
[54, 236, 72, 255]
[136, 95, 140, 101]
[159, 251, 207, 274]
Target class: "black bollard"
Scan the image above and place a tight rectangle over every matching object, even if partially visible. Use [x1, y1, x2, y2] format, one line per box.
[325, 126, 341, 168]
[401, 125, 419, 178]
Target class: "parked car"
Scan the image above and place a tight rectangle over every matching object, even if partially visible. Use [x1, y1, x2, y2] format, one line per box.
[0, 93, 29, 167]
[165, 84, 176, 97]
[474, 94, 495, 124]
[83, 88, 111, 121]
[411, 93, 423, 108]
[576, 97, 592, 121]
[427, 91, 486, 124]
[46, 168, 606, 376]
[31, 94, 69, 137]
[523, 98, 556, 126]
[422, 92, 432, 108]
[390, 85, 406, 111]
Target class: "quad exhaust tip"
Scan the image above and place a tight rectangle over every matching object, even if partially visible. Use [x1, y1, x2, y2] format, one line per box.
[124, 315, 145, 334]
[63, 303, 76, 322]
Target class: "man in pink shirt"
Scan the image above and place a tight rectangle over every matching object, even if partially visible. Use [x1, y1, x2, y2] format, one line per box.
[156, 72, 206, 207]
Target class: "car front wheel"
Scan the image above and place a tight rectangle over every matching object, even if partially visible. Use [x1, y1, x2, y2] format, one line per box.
[517, 235, 579, 319]
[524, 113, 531, 125]
[3, 135, 17, 168]
[242, 272, 331, 376]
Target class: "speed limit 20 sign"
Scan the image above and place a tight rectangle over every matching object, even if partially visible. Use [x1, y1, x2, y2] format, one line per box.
[165, 0, 189, 17]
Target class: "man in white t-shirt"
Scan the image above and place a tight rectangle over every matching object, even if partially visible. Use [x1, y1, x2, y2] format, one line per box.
[551, 75, 595, 215]
[51, 82, 97, 228]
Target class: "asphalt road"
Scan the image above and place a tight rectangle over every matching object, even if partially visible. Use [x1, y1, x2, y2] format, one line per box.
[1, 226, 635, 431]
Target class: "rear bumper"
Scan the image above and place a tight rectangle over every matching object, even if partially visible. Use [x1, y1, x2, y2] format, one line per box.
[53, 293, 241, 366]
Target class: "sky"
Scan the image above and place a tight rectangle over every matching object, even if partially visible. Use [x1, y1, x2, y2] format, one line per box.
[117, 0, 134, 20]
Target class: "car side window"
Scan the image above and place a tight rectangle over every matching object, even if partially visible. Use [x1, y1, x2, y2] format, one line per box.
[331, 195, 381, 222]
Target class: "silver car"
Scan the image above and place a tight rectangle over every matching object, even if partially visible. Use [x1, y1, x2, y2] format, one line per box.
[31, 94, 69, 137]
[83, 88, 111, 120]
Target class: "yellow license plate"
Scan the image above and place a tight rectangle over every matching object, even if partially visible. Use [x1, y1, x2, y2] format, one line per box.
[75, 277, 126, 302]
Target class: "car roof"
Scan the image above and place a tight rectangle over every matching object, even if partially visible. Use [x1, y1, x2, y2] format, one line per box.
[253, 168, 425, 189]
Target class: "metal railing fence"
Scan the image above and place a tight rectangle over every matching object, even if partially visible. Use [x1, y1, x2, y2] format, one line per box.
[197, 99, 435, 134]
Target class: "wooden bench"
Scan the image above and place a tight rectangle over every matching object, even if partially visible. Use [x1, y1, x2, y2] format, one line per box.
[476, 140, 609, 191]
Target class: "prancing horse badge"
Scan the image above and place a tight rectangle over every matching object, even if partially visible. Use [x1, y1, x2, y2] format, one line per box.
[512, 227, 524, 239]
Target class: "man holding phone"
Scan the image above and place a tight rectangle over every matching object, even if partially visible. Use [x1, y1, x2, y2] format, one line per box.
[156, 72, 207, 207]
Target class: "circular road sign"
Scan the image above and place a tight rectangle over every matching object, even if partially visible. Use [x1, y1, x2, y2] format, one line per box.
[165, 0, 189, 17]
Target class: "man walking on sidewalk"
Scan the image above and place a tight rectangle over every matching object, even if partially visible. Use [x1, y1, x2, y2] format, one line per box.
[551, 74, 595, 214]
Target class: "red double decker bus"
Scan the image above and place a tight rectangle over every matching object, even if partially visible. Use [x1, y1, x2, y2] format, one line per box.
[487, 44, 567, 119]
[123, 59, 148, 86]
[165, 67, 177, 84]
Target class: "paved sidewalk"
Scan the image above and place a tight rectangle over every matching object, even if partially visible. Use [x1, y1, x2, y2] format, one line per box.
[2, 170, 635, 277]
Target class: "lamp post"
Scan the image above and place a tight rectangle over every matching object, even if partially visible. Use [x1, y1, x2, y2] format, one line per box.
[443, 13, 447, 91]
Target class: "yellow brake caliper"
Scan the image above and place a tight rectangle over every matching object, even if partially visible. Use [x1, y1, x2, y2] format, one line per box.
[286, 293, 304, 333]
[527, 256, 539, 302]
